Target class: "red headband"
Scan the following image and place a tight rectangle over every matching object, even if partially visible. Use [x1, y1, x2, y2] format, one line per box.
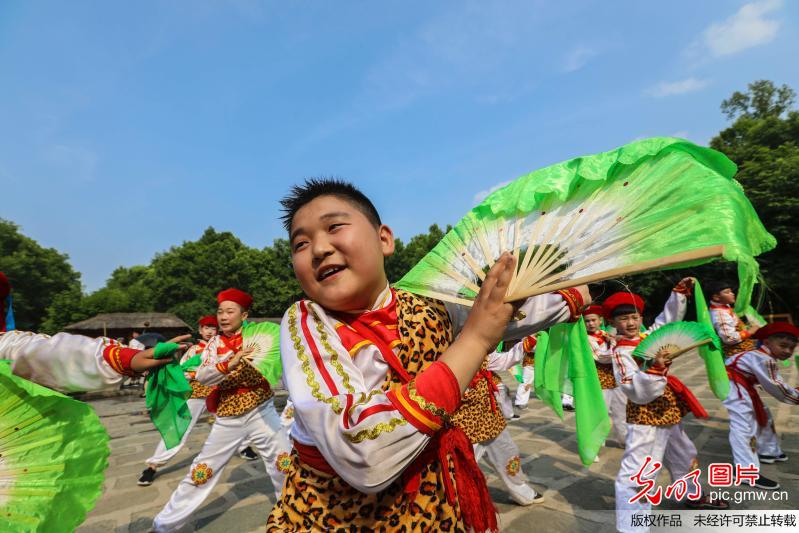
[198, 315, 218, 327]
[217, 288, 253, 310]
[602, 292, 645, 320]
[581, 305, 604, 317]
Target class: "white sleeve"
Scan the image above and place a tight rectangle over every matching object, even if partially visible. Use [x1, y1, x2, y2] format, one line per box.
[282, 302, 433, 494]
[589, 335, 615, 364]
[647, 291, 687, 333]
[195, 338, 230, 386]
[446, 292, 572, 340]
[612, 347, 666, 405]
[748, 355, 799, 405]
[710, 308, 743, 345]
[0, 330, 123, 393]
[486, 341, 528, 372]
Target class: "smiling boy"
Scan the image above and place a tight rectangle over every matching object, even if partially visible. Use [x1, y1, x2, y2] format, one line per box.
[153, 289, 291, 532]
[607, 281, 728, 533]
[266, 179, 588, 532]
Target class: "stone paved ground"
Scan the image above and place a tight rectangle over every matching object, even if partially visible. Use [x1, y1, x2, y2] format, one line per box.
[77, 358, 799, 532]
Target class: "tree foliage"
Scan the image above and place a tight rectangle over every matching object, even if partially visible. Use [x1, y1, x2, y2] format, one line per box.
[0, 219, 81, 331]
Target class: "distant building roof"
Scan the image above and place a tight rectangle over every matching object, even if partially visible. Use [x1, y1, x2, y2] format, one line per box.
[64, 312, 191, 332]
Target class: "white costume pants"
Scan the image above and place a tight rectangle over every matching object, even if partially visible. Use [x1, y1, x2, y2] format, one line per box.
[514, 365, 535, 407]
[757, 405, 783, 457]
[723, 386, 782, 469]
[615, 423, 698, 533]
[152, 399, 290, 532]
[145, 399, 252, 467]
[495, 381, 515, 420]
[146, 399, 208, 467]
[603, 387, 629, 445]
[474, 428, 538, 505]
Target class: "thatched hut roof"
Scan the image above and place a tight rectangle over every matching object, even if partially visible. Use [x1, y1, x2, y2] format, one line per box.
[64, 313, 191, 338]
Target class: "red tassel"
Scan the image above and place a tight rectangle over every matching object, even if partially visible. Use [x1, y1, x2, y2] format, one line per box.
[438, 427, 498, 533]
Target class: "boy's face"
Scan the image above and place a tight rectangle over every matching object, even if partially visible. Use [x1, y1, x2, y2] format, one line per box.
[584, 314, 602, 334]
[764, 336, 797, 360]
[290, 195, 395, 313]
[712, 287, 736, 306]
[198, 324, 218, 341]
[217, 302, 247, 335]
[611, 312, 642, 338]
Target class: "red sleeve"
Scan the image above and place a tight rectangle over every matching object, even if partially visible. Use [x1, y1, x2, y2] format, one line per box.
[387, 361, 462, 435]
[557, 287, 585, 322]
[102, 345, 140, 377]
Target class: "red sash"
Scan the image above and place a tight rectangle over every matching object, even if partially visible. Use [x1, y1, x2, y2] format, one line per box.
[726, 353, 768, 428]
[666, 375, 708, 419]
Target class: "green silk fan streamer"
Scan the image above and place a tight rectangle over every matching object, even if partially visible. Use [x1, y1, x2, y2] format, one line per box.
[395, 138, 775, 313]
[534, 320, 610, 465]
[693, 282, 731, 400]
[511, 364, 524, 384]
[146, 343, 193, 450]
[180, 354, 202, 373]
[242, 321, 282, 385]
[0, 361, 109, 532]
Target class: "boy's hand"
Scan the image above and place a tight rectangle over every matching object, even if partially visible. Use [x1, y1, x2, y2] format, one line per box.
[229, 346, 256, 370]
[746, 324, 760, 335]
[460, 253, 517, 355]
[674, 277, 695, 294]
[130, 350, 172, 372]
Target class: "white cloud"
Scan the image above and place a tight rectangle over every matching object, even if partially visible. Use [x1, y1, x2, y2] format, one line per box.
[473, 179, 512, 203]
[562, 46, 597, 73]
[646, 78, 710, 98]
[703, 0, 782, 57]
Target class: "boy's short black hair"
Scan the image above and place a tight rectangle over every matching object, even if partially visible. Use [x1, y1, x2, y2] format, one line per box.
[706, 279, 735, 297]
[611, 304, 640, 319]
[280, 178, 382, 232]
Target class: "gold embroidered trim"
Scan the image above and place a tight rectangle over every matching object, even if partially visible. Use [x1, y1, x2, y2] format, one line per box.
[344, 418, 408, 443]
[408, 379, 451, 425]
[310, 306, 356, 395]
[288, 304, 343, 414]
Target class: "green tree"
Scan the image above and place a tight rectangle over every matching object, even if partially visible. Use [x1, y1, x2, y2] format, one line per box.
[0, 219, 82, 331]
[385, 224, 449, 282]
[711, 80, 799, 317]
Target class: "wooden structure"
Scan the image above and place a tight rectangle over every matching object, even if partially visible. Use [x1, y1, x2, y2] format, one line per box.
[63, 313, 191, 340]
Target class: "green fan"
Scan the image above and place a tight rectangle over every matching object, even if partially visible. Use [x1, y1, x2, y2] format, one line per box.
[632, 322, 716, 369]
[0, 361, 109, 532]
[395, 138, 775, 313]
[242, 321, 282, 385]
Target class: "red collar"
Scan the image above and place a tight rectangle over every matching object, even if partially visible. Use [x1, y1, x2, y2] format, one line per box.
[616, 337, 642, 347]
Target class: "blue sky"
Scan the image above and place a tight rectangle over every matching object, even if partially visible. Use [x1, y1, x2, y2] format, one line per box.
[1, 0, 797, 291]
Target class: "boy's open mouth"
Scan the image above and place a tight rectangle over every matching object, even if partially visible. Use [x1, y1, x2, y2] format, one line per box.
[317, 264, 345, 281]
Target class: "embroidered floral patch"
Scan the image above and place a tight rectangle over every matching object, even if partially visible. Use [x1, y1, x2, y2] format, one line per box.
[283, 407, 295, 420]
[191, 463, 213, 486]
[506, 455, 521, 476]
[750, 436, 757, 453]
[276, 452, 292, 473]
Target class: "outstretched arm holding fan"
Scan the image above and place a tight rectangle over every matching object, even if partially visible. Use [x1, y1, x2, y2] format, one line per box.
[0, 329, 183, 393]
